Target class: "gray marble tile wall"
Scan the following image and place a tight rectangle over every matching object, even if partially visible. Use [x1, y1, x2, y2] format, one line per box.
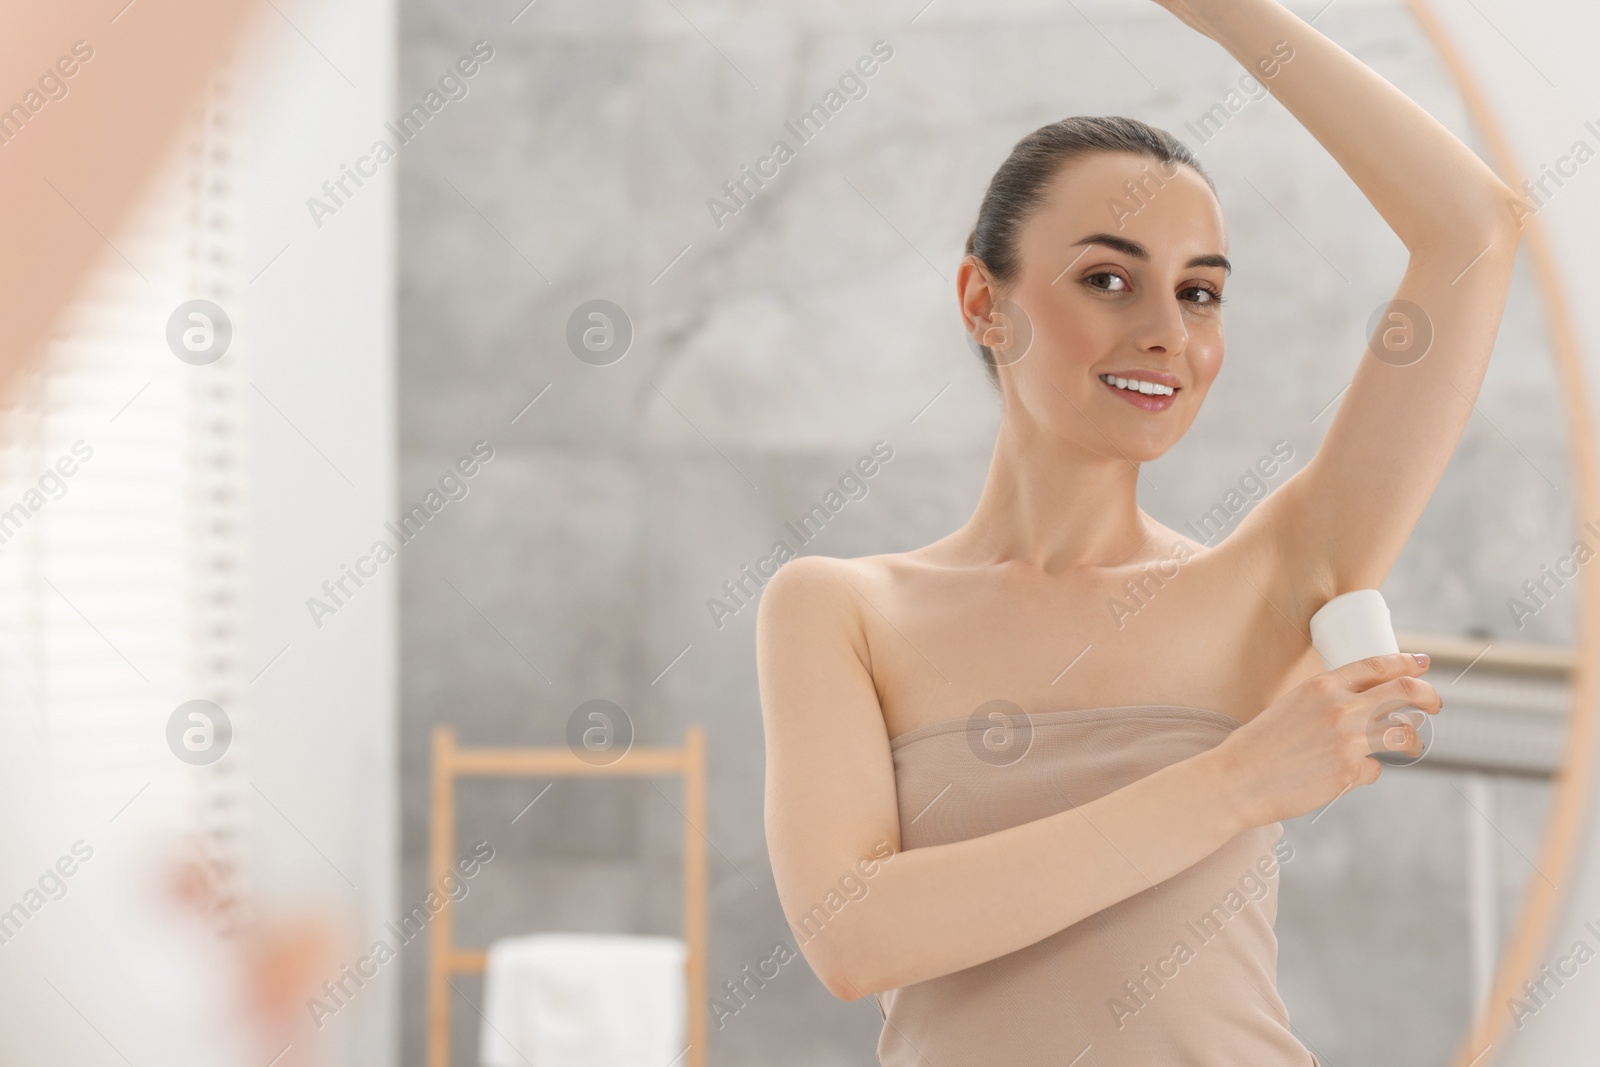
[395, 2, 1575, 1063]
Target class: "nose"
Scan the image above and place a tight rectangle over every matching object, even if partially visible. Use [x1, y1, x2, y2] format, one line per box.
[1135, 289, 1187, 358]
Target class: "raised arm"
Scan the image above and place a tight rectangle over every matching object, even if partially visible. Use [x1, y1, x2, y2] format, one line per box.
[1161, 0, 1523, 595]
[756, 555, 1253, 997]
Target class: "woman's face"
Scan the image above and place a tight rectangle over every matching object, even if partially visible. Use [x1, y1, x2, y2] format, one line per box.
[962, 151, 1229, 463]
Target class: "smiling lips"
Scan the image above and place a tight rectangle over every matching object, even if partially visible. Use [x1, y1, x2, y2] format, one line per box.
[1098, 371, 1180, 412]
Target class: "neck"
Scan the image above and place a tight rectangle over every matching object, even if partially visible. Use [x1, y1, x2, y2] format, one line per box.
[952, 410, 1154, 573]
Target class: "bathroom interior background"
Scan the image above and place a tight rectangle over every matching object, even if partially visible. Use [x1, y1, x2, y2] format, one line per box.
[391, 1, 1577, 1066]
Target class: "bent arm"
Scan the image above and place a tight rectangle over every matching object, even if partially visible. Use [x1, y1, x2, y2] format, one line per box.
[1165, 0, 1522, 594]
[757, 556, 1250, 998]
[1173, 0, 1514, 252]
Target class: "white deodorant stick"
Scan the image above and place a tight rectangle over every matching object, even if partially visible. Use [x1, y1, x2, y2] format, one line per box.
[1308, 589, 1399, 669]
[1308, 589, 1427, 764]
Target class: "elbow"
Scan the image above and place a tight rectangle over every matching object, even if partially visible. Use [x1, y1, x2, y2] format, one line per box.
[822, 964, 882, 1002]
[1415, 183, 1526, 258]
[806, 953, 870, 1004]
[822, 970, 868, 1002]
[800, 937, 880, 1002]
[1473, 182, 1530, 249]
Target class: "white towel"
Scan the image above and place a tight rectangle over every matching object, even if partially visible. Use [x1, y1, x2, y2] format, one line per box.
[479, 933, 688, 1067]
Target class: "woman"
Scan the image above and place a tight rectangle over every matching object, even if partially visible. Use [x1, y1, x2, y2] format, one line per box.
[756, 0, 1521, 1063]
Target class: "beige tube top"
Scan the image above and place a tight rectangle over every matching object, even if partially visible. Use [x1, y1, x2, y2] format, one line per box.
[875, 705, 1317, 1067]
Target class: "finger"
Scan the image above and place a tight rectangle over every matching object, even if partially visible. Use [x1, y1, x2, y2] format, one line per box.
[1395, 714, 1425, 757]
[1367, 676, 1442, 715]
[1379, 722, 1413, 752]
[1377, 719, 1425, 758]
[1333, 651, 1431, 692]
[1407, 729, 1426, 759]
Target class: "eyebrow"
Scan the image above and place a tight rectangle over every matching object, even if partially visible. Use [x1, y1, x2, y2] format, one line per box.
[1071, 232, 1232, 275]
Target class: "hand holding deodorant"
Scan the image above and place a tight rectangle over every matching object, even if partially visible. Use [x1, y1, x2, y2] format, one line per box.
[1308, 589, 1429, 764]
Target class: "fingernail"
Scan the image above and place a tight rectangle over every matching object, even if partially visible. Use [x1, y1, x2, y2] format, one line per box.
[1411, 653, 1430, 668]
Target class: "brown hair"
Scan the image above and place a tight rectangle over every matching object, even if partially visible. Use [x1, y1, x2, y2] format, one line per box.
[964, 116, 1212, 385]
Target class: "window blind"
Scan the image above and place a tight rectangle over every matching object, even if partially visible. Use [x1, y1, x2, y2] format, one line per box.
[0, 70, 255, 1066]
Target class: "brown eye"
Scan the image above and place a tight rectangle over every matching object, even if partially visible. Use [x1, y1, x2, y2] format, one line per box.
[1181, 285, 1224, 306]
[1085, 272, 1129, 292]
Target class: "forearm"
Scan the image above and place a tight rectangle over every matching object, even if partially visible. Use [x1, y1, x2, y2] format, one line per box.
[808, 747, 1249, 997]
[1174, 0, 1515, 248]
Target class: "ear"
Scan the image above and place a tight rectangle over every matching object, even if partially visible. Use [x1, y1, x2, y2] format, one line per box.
[956, 254, 999, 344]
[979, 309, 1015, 351]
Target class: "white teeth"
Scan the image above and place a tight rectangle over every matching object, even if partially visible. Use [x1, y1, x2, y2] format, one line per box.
[1100, 374, 1175, 397]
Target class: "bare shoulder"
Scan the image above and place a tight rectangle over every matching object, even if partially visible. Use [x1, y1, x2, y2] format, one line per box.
[757, 552, 893, 649]
[756, 549, 931, 689]
[754, 553, 912, 755]
[758, 553, 858, 629]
